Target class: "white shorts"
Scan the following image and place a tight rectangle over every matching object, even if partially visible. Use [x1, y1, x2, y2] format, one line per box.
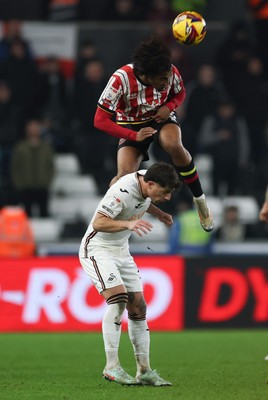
[79, 245, 143, 294]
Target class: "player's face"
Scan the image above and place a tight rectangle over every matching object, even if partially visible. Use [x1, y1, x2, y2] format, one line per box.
[148, 69, 172, 92]
[147, 182, 172, 204]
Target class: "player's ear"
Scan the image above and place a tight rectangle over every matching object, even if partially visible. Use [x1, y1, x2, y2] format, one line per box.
[147, 181, 155, 189]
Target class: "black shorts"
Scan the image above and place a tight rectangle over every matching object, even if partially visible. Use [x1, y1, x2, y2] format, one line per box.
[117, 112, 179, 161]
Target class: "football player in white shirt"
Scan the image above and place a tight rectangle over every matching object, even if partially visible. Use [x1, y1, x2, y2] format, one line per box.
[79, 162, 181, 386]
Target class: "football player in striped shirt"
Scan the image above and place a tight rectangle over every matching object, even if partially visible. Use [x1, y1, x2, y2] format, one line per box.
[94, 36, 213, 232]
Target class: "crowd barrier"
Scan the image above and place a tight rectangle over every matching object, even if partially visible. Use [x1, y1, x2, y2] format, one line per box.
[0, 255, 267, 332]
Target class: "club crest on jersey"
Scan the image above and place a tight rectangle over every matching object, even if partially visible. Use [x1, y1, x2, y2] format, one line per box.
[107, 273, 117, 283]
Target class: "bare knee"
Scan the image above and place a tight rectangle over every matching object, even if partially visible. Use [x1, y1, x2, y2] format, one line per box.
[127, 292, 147, 320]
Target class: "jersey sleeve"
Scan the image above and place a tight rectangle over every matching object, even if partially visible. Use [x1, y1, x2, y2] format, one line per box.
[97, 73, 123, 113]
[94, 107, 138, 140]
[165, 65, 186, 111]
[97, 194, 125, 219]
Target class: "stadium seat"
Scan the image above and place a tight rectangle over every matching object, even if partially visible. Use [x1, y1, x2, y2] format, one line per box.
[49, 195, 102, 223]
[54, 153, 81, 176]
[29, 218, 63, 242]
[195, 153, 213, 195]
[205, 196, 223, 229]
[50, 175, 98, 197]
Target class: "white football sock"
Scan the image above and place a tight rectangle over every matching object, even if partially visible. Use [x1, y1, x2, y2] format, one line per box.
[128, 319, 151, 374]
[102, 303, 126, 369]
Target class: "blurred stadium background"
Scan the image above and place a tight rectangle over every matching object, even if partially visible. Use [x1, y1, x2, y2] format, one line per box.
[0, 1, 268, 392]
[1, 1, 268, 399]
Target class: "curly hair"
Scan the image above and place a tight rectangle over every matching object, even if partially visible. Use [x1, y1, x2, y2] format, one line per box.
[133, 36, 172, 77]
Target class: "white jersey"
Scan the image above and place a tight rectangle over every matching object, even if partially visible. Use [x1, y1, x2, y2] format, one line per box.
[80, 170, 151, 256]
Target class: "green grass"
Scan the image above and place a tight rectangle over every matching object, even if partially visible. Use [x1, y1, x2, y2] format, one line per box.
[0, 331, 268, 400]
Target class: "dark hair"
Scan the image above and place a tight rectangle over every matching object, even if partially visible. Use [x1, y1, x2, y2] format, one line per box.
[144, 162, 181, 191]
[133, 36, 172, 77]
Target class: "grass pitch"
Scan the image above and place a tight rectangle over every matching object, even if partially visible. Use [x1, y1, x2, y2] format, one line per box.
[0, 330, 268, 400]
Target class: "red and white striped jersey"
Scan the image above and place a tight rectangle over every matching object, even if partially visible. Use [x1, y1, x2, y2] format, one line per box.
[97, 63, 184, 123]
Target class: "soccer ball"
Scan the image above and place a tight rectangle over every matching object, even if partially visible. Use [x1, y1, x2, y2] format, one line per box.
[172, 11, 207, 45]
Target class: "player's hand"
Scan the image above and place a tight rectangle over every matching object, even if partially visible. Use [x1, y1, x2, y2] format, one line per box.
[259, 202, 268, 223]
[158, 212, 173, 226]
[128, 219, 153, 236]
[152, 105, 170, 123]
[136, 127, 157, 142]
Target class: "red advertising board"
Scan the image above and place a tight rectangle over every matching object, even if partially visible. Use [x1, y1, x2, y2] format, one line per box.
[0, 256, 184, 332]
[185, 256, 268, 328]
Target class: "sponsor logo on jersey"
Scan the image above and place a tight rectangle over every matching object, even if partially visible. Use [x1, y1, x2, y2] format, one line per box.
[102, 205, 114, 214]
[135, 203, 142, 209]
[120, 188, 129, 194]
[129, 211, 145, 221]
[103, 86, 119, 102]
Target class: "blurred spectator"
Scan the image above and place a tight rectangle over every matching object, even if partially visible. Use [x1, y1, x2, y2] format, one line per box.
[34, 55, 68, 125]
[198, 99, 251, 196]
[147, 0, 176, 22]
[169, 200, 213, 254]
[215, 20, 256, 94]
[0, 38, 38, 124]
[171, 0, 208, 16]
[0, 81, 20, 187]
[216, 205, 246, 242]
[11, 119, 54, 217]
[182, 64, 228, 155]
[101, 0, 145, 21]
[74, 59, 107, 131]
[231, 56, 268, 167]
[248, 0, 268, 78]
[0, 19, 33, 62]
[73, 59, 117, 193]
[74, 40, 98, 87]
[170, 44, 195, 85]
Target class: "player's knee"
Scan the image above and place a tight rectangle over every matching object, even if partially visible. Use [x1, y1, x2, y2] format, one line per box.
[127, 300, 147, 321]
[165, 140, 184, 156]
[106, 292, 128, 321]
